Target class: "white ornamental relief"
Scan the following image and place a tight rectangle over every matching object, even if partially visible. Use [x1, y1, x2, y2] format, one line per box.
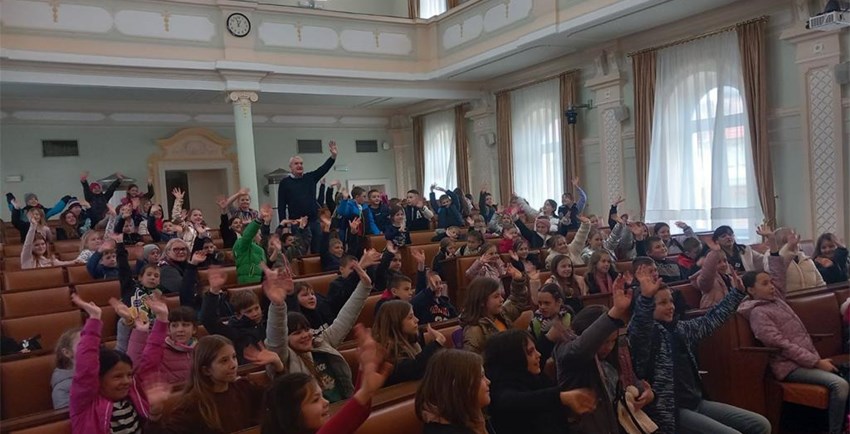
[807, 67, 839, 235]
[602, 108, 623, 205]
[166, 139, 223, 158]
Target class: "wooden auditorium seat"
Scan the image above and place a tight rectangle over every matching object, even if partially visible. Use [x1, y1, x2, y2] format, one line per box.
[409, 231, 436, 245]
[51, 241, 79, 254]
[2, 256, 22, 272]
[3, 244, 24, 258]
[2, 268, 65, 292]
[7, 419, 71, 434]
[1, 287, 73, 319]
[1, 310, 83, 351]
[65, 266, 96, 285]
[0, 354, 56, 420]
[73, 280, 121, 307]
[197, 266, 238, 287]
[297, 255, 323, 276]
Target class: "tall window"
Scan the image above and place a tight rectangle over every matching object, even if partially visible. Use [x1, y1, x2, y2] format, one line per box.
[419, 0, 447, 18]
[423, 109, 457, 192]
[511, 79, 563, 209]
[646, 31, 763, 241]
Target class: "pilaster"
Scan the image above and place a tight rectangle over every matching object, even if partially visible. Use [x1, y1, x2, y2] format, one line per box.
[586, 50, 627, 209]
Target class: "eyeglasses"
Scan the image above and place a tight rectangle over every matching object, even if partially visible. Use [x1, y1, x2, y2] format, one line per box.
[171, 247, 189, 253]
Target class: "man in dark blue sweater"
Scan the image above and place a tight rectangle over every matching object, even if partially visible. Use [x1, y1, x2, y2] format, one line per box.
[277, 140, 337, 253]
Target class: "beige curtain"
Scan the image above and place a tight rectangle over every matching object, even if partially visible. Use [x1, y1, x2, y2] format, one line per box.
[559, 71, 580, 197]
[413, 115, 425, 192]
[454, 104, 471, 194]
[738, 19, 775, 226]
[408, 0, 419, 18]
[632, 51, 656, 219]
[496, 92, 513, 206]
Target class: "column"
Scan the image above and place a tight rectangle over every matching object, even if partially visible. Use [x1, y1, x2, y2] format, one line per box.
[781, 16, 847, 238]
[227, 91, 260, 209]
[586, 50, 627, 212]
[465, 97, 499, 200]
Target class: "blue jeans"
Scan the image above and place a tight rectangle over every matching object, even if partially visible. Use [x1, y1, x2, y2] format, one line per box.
[786, 367, 849, 434]
[678, 399, 771, 434]
[115, 320, 131, 353]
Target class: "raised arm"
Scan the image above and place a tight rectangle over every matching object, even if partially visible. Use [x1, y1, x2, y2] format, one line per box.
[324, 265, 373, 348]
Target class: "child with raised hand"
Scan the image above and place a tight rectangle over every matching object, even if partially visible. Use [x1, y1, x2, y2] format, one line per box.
[260, 324, 393, 434]
[373, 242, 405, 293]
[677, 237, 704, 279]
[372, 300, 445, 386]
[654, 221, 696, 255]
[264, 261, 375, 403]
[80, 170, 123, 223]
[478, 182, 498, 224]
[628, 259, 769, 434]
[7, 191, 71, 241]
[509, 238, 541, 273]
[215, 195, 242, 249]
[557, 292, 657, 434]
[486, 329, 597, 434]
[69, 293, 169, 434]
[738, 235, 848, 434]
[403, 189, 435, 232]
[546, 254, 587, 305]
[416, 349, 495, 434]
[432, 237, 458, 277]
[170, 187, 211, 249]
[147, 335, 284, 434]
[412, 263, 459, 324]
[112, 232, 201, 351]
[712, 225, 765, 274]
[57, 210, 82, 241]
[429, 183, 464, 230]
[690, 238, 736, 309]
[85, 234, 120, 279]
[51, 327, 82, 409]
[224, 187, 259, 223]
[465, 244, 507, 285]
[765, 226, 825, 292]
[200, 267, 270, 364]
[643, 236, 685, 283]
[813, 232, 849, 284]
[336, 187, 381, 241]
[327, 250, 381, 315]
[580, 214, 628, 264]
[367, 189, 391, 232]
[21, 211, 78, 269]
[233, 203, 274, 284]
[584, 251, 619, 294]
[286, 281, 336, 333]
[123, 304, 198, 386]
[514, 214, 553, 249]
[384, 204, 411, 248]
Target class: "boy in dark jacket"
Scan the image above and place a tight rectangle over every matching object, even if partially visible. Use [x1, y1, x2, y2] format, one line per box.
[412, 269, 458, 324]
[200, 271, 267, 364]
[80, 171, 123, 222]
[646, 236, 686, 283]
[366, 190, 390, 233]
[429, 185, 464, 229]
[404, 190, 435, 231]
[86, 242, 119, 280]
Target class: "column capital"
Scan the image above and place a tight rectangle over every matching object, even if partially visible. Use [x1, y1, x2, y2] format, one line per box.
[227, 91, 259, 104]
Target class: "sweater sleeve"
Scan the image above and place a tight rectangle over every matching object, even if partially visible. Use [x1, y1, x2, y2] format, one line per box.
[627, 296, 656, 381]
[679, 288, 746, 344]
[574, 186, 587, 213]
[696, 250, 722, 293]
[277, 180, 289, 221]
[45, 198, 68, 219]
[568, 221, 591, 261]
[135, 320, 168, 386]
[559, 313, 621, 363]
[309, 157, 336, 182]
[20, 223, 36, 268]
[324, 281, 371, 348]
[316, 395, 371, 434]
[70, 318, 103, 419]
[265, 301, 291, 365]
[126, 328, 149, 366]
[749, 309, 820, 370]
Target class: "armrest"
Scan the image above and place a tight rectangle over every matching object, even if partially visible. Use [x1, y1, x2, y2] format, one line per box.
[738, 346, 781, 354]
[0, 409, 70, 432]
[809, 333, 835, 341]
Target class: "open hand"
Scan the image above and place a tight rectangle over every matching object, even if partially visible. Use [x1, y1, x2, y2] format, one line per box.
[359, 249, 382, 269]
[560, 388, 596, 414]
[171, 188, 184, 199]
[71, 294, 102, 320]
[328, 140, 338, 157]
[425, 323, 446, 346]
[410, 248, 426, 265]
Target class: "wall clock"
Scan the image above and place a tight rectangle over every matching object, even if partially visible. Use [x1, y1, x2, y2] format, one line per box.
[226, 13, 251, 37]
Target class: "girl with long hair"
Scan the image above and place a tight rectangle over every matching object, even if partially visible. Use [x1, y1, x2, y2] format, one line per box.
[372, 300, 445, 386]
[416, 349, 494, 434]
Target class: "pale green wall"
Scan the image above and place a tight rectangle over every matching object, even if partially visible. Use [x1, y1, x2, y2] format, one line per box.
[0, 124, 396, 220]
[264, 0, 409, 17]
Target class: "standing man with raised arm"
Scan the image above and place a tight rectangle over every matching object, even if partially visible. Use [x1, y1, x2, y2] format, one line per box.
[277, 140, 337, 254]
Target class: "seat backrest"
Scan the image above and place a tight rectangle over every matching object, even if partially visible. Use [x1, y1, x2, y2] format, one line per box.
[53, 240, 80, 254]
[402, 243, 441, 276]
[3, 268, 66, 292]
[74, 280, 121, 306]
[353, 295, 382, 330]
[2, 310, 83, 351]
[366, 235, 387, 252]
[298, 256, 323, 276]
[3, 256, 22, 272]
[8, 419, 72, 434]
[295, 272, 338, 297]
[787, 292, 843, 358]
[674, 283, 702, 311]
[3, 243, 24, 258]
[410, 231, 434, 245]
[353, 399, 421, 434]
[1, 286, 73, 319]
[66, 265, 95, 285]
[0, 354, 56, 419]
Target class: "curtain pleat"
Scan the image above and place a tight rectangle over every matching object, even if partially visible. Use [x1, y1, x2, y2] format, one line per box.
[560, 71, 580, 197]
[413, 115, 425, 191]
[454, 104, 471, 194]
[632, 51, 656, 219]
[737, 19, 775, 226]
[496, 92, 513, 206]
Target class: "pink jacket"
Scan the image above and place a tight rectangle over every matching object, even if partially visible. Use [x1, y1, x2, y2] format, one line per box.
[127, 328, 194, 386]
[691, 250, 734, 309]
[737, 254, 820, 380]
[71, 318, 167, 434]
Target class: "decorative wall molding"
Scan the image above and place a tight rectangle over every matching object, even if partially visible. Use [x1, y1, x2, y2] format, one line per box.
[258, 21, 414, 56]
[807, 67, 841, 236]
[440, 0, 534, 51]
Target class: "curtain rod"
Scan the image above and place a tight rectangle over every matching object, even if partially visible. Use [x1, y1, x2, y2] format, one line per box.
[495, 68, 580, 95]
[627, 15, 768, 58]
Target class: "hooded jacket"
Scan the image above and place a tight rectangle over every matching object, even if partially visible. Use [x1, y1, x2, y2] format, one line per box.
[70, 318, 165, 434]
[127, 330, 195, 386]
[233, 220, 266, 284]
[461, 276, 530, 353]
[763, 244, 825, 293]
[737, 254, 821, 380]
[51, 368, 74, 409]
[266, 280, 372, 401]
[690, 249, 734, 309]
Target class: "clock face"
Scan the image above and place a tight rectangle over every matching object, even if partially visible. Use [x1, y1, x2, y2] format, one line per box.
[227, 13, 250, 37]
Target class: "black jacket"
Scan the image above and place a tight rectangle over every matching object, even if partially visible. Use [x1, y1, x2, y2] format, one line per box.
[277, 158, 335, 221]
[487, 366, 569, 434]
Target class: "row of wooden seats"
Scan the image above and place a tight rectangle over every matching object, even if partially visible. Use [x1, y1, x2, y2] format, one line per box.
[1, 221, 223, 246]
[694, 281, 850, 434]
